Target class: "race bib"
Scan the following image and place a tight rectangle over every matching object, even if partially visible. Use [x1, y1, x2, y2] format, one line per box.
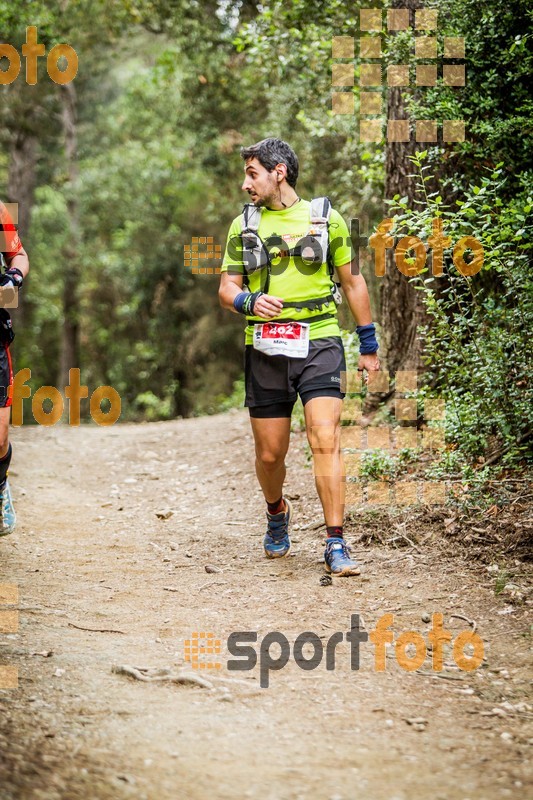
[253, 321, 310, 358]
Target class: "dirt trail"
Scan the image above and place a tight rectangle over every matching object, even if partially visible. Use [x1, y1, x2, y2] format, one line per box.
[0, 412, 531, 800]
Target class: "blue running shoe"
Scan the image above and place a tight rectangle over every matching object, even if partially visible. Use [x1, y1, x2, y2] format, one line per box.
[263, 498, 292, 558]
[0, 479, 16, 536]
[324, 537, 360, 576]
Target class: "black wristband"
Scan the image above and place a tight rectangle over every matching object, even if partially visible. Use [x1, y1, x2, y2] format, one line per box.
[242, 291, 263, 315]
[5, 267, 23, 288]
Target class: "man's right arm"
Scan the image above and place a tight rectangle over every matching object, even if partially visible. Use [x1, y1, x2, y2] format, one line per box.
[217, 219, 283, 319]
[219, 270, 245, 312]
[218, 218, 246, 312]
[218, 266, 284, 320]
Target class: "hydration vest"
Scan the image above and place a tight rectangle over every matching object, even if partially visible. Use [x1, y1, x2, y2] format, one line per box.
[240, 197, 342, 322]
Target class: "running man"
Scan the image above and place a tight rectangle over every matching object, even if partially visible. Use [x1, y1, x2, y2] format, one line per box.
[218, 138, 379, 576]
[0, 201, 29, 535]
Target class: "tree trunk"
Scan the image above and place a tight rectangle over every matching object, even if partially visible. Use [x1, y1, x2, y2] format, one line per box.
[58, 82, 81, 389]
[172, 367, 193, 419]
[381, 0, 428, 375]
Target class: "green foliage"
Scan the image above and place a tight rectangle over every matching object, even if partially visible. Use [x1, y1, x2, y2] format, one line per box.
[359, 449, 398, 482]
[494, 569, 513, 595]
[387, 0, 533, 188]
[385, 153, 532, 474]
[233, 0, 384, 220]
[2, 0, 385, 421]
[2, 0, 530, 441]
[216, 376, 245, 413]
[358, 446, 418, 483]
[133, 390, 174, 421]
[290, 397, 306, 433]
[15, 186, 69, 389]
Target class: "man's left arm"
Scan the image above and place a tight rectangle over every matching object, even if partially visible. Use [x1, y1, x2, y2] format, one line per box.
[336, 264, 380, 371]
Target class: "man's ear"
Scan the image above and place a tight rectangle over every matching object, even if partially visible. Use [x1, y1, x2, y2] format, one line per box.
[276, 164, 287, 181]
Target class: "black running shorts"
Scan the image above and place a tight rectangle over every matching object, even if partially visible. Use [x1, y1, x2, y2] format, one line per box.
[0, 345, 13, 409]
[245, 336, 346, 418]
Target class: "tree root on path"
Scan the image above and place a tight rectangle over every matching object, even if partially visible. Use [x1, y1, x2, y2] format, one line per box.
[112, 664, 213, 689]
[415, 670, 466, 681]
[449, 613, 478, 633]
[111, 665, 261, 694]
[69, 622, 125, 634]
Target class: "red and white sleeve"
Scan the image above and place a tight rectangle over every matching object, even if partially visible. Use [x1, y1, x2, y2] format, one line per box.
[0, 202, 23, 260]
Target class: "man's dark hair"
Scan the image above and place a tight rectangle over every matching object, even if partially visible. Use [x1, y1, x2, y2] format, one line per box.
[241, 138, 299, 188]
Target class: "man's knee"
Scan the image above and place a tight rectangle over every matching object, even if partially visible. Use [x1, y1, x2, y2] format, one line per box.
[0, 432, 10, 457]
[256, 447, 285, 471]
[308, 423, 339, 453]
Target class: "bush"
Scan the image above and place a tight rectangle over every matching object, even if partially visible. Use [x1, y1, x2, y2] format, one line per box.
[385, 151, 532, 475]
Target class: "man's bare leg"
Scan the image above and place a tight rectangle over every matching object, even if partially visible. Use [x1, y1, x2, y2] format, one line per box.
[304, 396, 359, 576]
[0, 405, 15, 536]
[0, 406, 10, 459]
[250, 415, 292, 557]
[303, 396, 344, 525]
[250, 416, 291, 504]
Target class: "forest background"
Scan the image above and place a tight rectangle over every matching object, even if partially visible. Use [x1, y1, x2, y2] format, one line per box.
[0, 0, 531, 491]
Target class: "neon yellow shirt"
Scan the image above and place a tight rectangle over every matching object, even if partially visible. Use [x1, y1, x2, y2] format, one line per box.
[221, 199, 352, 345]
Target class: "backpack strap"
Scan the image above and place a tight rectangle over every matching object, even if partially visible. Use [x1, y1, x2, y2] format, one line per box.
[309, 196, 331, 225]
[282, 294, 335, 311]
[242, 203, 262, 234]
[241, 203, 271, 290]
[310, 197, 337, 281]
[240, 198, 340, 308]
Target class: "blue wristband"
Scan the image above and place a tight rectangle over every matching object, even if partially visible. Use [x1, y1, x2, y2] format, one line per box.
[233, 292, 248, 313]
[233, 291, 263, 315]
[356, 323, 379, 354]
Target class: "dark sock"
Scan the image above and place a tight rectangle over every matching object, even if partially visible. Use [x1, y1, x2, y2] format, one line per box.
[327, 525, 343, 539]
[0, 443, 12, 486]
[267, 496, 285, 515]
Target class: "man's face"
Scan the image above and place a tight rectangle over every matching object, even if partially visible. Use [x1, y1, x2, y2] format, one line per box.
[241, 157, 280, 207]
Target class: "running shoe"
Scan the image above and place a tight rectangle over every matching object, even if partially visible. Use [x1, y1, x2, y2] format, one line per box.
[0, 479, 16, 536]
[263, 498, 292, 558]
[324, 537, 360, 576]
